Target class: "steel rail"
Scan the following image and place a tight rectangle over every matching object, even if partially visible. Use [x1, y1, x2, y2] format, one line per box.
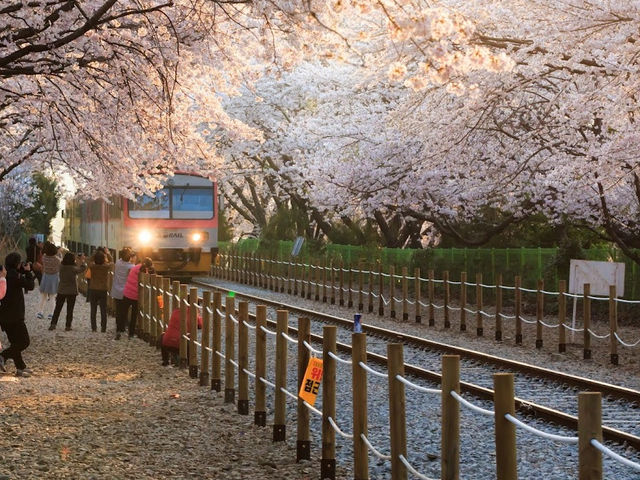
[191, 279, 640, 449]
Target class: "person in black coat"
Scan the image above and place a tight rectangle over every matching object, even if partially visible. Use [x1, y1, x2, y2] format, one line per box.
[0, 252, 35, 376]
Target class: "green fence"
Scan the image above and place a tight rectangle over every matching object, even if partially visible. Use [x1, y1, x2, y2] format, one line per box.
[219, 241, 640, 299]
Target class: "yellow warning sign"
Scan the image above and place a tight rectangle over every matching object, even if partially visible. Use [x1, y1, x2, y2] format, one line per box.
[298, 357, 323, 406]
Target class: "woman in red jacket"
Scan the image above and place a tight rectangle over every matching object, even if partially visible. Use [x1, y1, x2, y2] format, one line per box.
[160, 302, 202, 366]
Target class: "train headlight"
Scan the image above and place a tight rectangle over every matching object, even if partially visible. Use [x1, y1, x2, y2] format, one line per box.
[138, 230, 153, 244]
[191, 232, 202, 243]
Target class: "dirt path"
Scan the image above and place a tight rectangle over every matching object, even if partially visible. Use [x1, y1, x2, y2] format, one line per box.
[0, 292, 316, 480]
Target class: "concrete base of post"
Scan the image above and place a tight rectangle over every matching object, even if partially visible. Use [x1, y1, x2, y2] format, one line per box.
[403, 313, 408, 321]
[238, 400, 249, 415]
[199, 372, 210, 387]
[331, 298, 335, 305]
[322, 296, 327, 303]
[516, 334, 522, 345]
[255, 411, 266, 427]
[339, 299, 344, 306]
[224, 388, 235, 403]
[559, 343, 566, 353]
[390, 310, 396, 318]
[429, 318, 435, 326]
[189, 366, 198, 379]
[179, 359, 188, 369]
[296, 440, 311, 461]
[415, 315, 421, 323]
[496, 331, 502, 341]
[211, 378, 221, 391]
[378, 307, 384, 316]
[536, 339, 543, 349]
[273, 424, 286, 442]
[611, 354, 619, 365]
[477, 327, 483, 336]
[460, 324, 466, 331]
[321, 459, 336, 480]
[584, 349, 591, 360]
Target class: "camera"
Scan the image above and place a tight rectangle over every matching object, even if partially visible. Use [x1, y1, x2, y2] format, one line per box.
[17, 261, 33, 274]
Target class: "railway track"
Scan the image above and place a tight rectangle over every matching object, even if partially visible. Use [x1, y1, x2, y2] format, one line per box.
[192, 278, 640, 451]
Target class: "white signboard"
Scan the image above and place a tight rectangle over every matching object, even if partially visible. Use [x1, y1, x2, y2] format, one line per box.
[568, 259, 625, 297]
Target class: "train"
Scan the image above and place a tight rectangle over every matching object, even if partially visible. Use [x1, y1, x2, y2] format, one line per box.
[62, 173, 218, 277]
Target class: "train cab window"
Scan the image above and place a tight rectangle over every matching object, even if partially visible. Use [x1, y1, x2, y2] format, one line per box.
[171, 187, 213, 219]
[128, 189, 170, 218]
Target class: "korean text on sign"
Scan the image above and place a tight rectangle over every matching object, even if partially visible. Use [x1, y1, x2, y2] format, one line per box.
[298, 357, 323, 406]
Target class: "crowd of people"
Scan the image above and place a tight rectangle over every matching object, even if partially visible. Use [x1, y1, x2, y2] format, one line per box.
[0, 240, 162, 377]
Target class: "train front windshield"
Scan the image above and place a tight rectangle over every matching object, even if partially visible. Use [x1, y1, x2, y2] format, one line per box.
[128, 187, 214, 219]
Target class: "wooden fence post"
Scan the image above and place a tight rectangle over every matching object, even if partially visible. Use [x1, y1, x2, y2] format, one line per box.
[331, 261, 336, 305]
[358, 261, 364, 311]
[211, 291, 222, 391]
[321, 325, 337, 480]
[254, 305, 267, 426]
[515, 276, 522, 345]
[388, 343, 407, 480]
[352, 333, 369, 480]
[536, 279, 544, 349]
[274, 310, 289, 441]
[368, 265, 374, 313]
[442, 355, 460, 480]
[476, 273, 483, 337]
[224, 294, 236, 403]
[443, 270, 450, 328]
[558, 280, 566, 353]
[161, 278, 171, 348]
[188, 287, 199, 378]
[578, 392, 602, 480]
[149, 274, 158, 346]
[238, 301, 249, 414]
[584, 284, 592, 360]
[179, 284, 188, 369]
[314, 263, 321, 301]
[609, 285, 618, 365]
[378, 265, 384, 316]
[495, 273, 503, 341]
[402, 267, 408, 321]
[460, 272, 467, 332]
[171, 280, 180, 347]
[287, 257, 293, 295]
[200, 291, 211, 387]
[339, 260, 345, 307]
[322, 259, 328, 303]
[390, 265, 396, 319]
[348, 264, 354, 308]
[143, 273, 152, 340]
[494, 373, 517, 480]
[414, 268, 421, 323]
[428, 270, 435, 326]
[297, 317, 311, 461]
